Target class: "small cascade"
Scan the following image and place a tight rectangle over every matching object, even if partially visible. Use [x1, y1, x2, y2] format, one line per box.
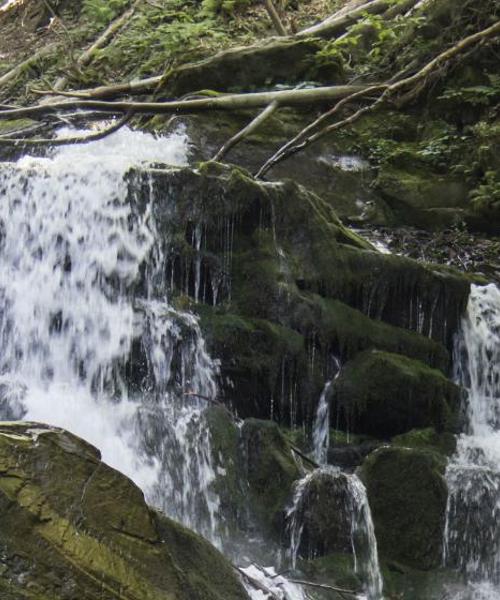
[444, 283, 500, 588]
[286, 466, 384, 600]
[0, 127, 224, 546]
[312, 357, 341, 465]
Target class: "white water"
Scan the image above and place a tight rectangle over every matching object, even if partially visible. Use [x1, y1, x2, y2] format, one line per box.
[287, 466, 383, 600]
[312, 357, 341, 464]
[444, 284, 500, 594]
[241, 566, 306, 600]
[0, 126, 224, 544]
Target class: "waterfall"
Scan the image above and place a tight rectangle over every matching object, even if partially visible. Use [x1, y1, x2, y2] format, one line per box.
[0, 126, 222, 545]
[286, 466, 384, 600]
[444, 283, 500, 590]
[312, 357, 341, 464]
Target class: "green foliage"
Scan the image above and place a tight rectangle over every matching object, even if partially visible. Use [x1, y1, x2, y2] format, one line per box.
[201, 0, 253, 16]
[438, 73, 500, 107]
[82, 0, 130, 27]
[470, 171, 500, 213]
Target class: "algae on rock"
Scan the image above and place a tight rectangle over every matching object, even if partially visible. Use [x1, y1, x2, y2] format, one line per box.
[0, 422, 248, 600]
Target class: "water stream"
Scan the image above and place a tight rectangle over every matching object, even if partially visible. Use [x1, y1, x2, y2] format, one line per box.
[444, 283, 500, 595]
[0, 126, 225, 544]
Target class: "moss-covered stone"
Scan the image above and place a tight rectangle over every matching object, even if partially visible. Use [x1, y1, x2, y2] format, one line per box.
[289, 470, 356, 559]
[126, 163, 471, 430]
[375, 164, 469, 230]
[240, 419, 300, 534]
[0, 422, 248, 600]
[392, 427, 457, 457]
[204, 405, 247, 533]
[160, 37, 333, 97]
[333, 350, 460, 437]
[360, 446, 448, 570]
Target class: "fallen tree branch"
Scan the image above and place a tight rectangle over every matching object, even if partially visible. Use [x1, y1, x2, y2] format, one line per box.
[0, 113, 131, 146]
[257, 20, 500, 176]
[32, 75, 163, 100]
[51, 0, 142, 92]
[255, 84, 386, 177]
[289, 444, 320, 469]
[288, 579, 358, 599]
[297, 0, 395, 38]
[0, 84, 369, 121]
[213, 100, 279, 161]
[0, 44, 57, 88]
[263, 0, 287, 36]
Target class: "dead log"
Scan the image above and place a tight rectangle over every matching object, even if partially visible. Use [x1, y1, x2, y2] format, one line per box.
[0, 84, 369, 121]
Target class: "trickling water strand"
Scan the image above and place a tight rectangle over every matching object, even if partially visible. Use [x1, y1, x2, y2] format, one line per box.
[312, 357, 341, 465]
[444, 284, 500, 588]
[0, 126, 225, 546]
[348, 475, 384, 600]
[286, 467, 383, 599]
[312, 380, 332, 465]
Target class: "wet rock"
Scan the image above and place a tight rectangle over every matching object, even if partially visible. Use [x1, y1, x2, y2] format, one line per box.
[128, 163, 469, 427]
[241, 418, 300, 534]
[327, 440, 381, 469]
[161, 38, 336, 97]
[289, 469, 356, 558]
[0, 421, 248, 600]
[333, 350, 461, 437]
[360, 446, 448, 570]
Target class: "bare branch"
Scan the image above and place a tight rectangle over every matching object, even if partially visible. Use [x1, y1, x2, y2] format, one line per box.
[0, 113, 131, 146]
[51, 0, 143, 92]
[263, 0, 288, 36]
[0, 85, 369, 121]
[257, 20, 500, 176]
[213, 100, 279, 161]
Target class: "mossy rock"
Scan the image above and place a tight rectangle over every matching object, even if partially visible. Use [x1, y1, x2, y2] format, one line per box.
[392, 427, 457, 457]
[127, 164, 470, 429]
[333, 350, 460, 437]
[0, 422, 248, 600]
[289, 469, 356, 560]
[298, 553, 362, 597]
[360, 446, 448, 570]
[204, 405, 247, 534]
[375, 165, 469, 230]
[160, 37, 334, 97]
[240, 418, 300, 535]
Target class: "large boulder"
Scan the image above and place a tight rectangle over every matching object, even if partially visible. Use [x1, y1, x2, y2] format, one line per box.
[287, 468, 356, 559]
[333, 350, 461, 437]
[128, 163, 469, 427]
[0, 422, 248, 600]
[360, 446, 448, 570]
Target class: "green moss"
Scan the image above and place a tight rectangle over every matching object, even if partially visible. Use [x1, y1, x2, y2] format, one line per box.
[299, 553, 362, 593]
[241, 419, 301, 534]
[0, 422, 247, 600]
[360, 446, 448, 570]
[333, 350, 460, 437]
[204, 405, 247, 530]
[392, 427, 457, 457]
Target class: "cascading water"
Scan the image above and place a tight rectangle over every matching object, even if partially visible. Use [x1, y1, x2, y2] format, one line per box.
[0, 126, 222, 545]
[287, 466, 383, 600]
[294, 368, 384, 599]
[444, 283, 500, 594]
[312, 357, 341, 464]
